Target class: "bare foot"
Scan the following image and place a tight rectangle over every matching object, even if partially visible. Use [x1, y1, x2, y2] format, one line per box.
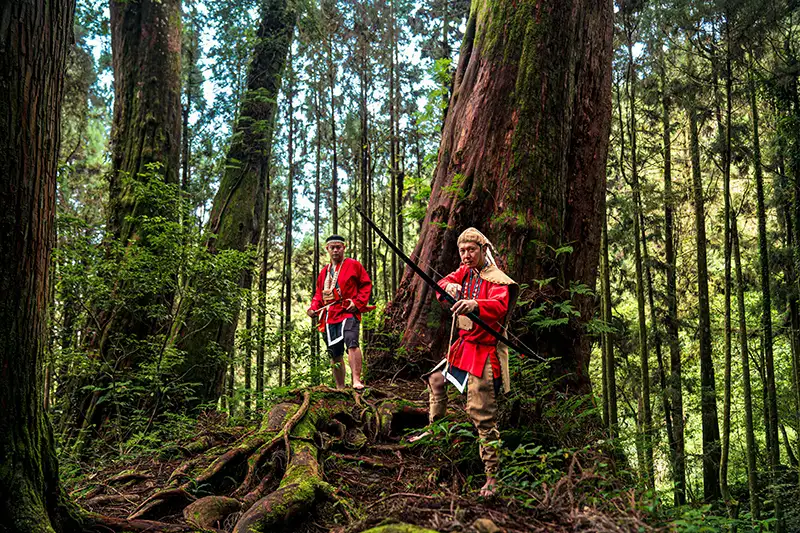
[352, 381, 365, 391]
[479, 476, 497, 498]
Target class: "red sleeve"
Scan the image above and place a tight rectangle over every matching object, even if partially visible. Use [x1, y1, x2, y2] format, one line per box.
[475, 283, 509, 322]
[309, 267, 327, 312]
[352, 261, 372, 311]
[437, 265, 469, 301]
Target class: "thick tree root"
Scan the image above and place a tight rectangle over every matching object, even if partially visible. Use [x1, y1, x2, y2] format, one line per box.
[128, 487, 196, 520]
[178, 434, 218, 456]
[82, 387, 428, 532]
[184, 496, 242, 529]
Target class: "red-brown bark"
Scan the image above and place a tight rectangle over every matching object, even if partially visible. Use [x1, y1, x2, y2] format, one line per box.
[0, 1, 79, 531]
[385, 0, 613, 392]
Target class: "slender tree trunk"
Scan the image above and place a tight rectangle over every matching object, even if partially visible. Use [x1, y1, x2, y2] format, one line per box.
[601, 208, 617, 435]
[395, 14, 405, 263]
[625, 32, 653, 488]
[782, 424, 798, 466]
[776, 102, 800, 468]
[178, 0, 296, 405]
[312, 61, 322, 385]
[256, 167, 271, 405]
[181, 34, 192, 193]
[750, 55, 782, 528]
[386, 0, 613, 388]
[360, 42, 369, 270]
[715, 31, 734, 513]
[244, 276, 252, 415]
[0, 1, 79, 530]
[326, 36, 339, 234]
[227, 356, 235, 415]
[278, 245, 286, 388]
[661, 58, 685, 505]
[732, 210, 760, 519]
[284, 48, 295, 387]
[688, 64, 721, 500]
[615, 71, 647, 482]
[389, 0, 398, 295]
[641, 210, 676, 492]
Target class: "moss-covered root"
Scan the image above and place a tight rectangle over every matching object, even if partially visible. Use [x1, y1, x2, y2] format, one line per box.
[232, 441, 329, 533]
[85, 513, 198, 532]
[183, 496, 242, 529]
[360, 524, 440, 533]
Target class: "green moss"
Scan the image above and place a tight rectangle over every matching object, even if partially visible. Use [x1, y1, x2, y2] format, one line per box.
[360, 524, 440, 533]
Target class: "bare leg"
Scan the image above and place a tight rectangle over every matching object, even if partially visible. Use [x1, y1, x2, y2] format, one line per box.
[331, 359, 346, 389]
[348, 346, 364, 389]
[428, 371, 447, 423]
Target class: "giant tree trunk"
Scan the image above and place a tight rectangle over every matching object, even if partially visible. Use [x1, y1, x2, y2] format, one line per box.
[108, 0, 182, 241]
[178, 0, 295, 405]
[384, 0, 613, 389]
[0, 1, 79, 530]
[65, 0, 183, 437]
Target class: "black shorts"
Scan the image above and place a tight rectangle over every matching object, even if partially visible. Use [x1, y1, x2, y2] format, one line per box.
[325, 317, 360, 360]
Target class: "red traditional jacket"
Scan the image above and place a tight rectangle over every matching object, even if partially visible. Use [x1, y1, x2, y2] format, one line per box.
[437, 264, 509, 380]
[309, 258, 373, 325]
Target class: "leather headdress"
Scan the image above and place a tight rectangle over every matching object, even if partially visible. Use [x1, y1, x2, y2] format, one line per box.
[456, 228, 516, 287]
[457, 227, 520, 392]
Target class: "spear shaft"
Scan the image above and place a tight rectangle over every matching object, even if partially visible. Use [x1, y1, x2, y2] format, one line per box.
[354, 205, 537, 359]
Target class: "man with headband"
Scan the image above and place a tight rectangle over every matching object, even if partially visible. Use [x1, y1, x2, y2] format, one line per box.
[307, 235, 373, 389]
[424, 227, 518, 497]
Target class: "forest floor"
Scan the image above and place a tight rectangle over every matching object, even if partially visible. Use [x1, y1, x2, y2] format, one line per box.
[66, 379, 658, 533]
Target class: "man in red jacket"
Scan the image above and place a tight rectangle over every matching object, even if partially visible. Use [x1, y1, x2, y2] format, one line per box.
[307, 235, 373, 389]
[425, 227, 518, 497]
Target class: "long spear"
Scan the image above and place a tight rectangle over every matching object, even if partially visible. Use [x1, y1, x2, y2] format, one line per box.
[354, 205, 541, 361]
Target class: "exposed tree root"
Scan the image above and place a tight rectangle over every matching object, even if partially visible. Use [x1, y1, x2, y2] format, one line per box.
[128, 487, 196, 520]
[107, 471, 153, 485]
[85, 513, 201, 532]
[178, 434, 218, 456]
[361, 524, 440, 533]
[80, 386, 429, 532]
[85, 494, 141, 507]
[74, 380, 665, 533]
[184, 496, 242, 529]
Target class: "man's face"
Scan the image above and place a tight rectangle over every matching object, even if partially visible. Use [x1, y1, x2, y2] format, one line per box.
[459, 242, 484, 269]
[327, 242, 345, 262]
